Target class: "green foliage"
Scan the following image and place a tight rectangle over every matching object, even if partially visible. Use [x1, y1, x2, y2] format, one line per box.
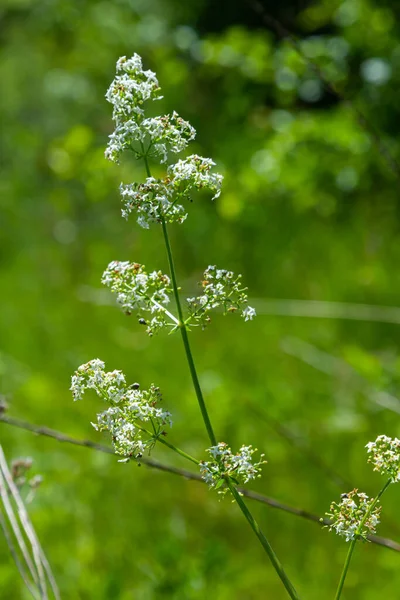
[2, 0, 400, 597]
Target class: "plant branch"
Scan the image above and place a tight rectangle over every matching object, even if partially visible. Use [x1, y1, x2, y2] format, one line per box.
[141, 150, 217, 447]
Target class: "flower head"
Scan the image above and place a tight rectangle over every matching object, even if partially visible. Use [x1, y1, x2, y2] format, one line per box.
[105, 54, 196, 164]
[70, 359, 172, 460]
[186, 265, 256, 329]
[101, 261, 173, 335]
[105, 113, 196, 164]
[120, 154, 223, 227]
[106, 53, 162, 122]
[168, 155, 223, 200]
[324, 489, 381, 542]
[366, 435, 400, 482]
[200, 442, 266, 497]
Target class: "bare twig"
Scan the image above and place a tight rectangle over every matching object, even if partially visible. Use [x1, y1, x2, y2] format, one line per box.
[0, 465, 39, 587]
[1, 415, 399, 553]
[0, 448, 48, 599]
[0, 445, 60, 599]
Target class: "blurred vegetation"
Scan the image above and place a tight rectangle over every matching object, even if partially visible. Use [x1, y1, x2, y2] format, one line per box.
[1, 0, 400, 597]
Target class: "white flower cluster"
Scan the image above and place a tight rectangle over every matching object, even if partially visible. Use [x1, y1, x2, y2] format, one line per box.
[120, 155, 223, 228]
[366, 435, 400, 482]
[70, 359, 172, 460]
[101, 261, 173, 335]
[200, 442, 266, 496]
[168, 155, 223, 199]
[105, 53, 195, 164]
[186, 265, 256, 329]
[106, 54, 162, 121]
[325, 489, 381, 542]
[105, 54, 223, 228]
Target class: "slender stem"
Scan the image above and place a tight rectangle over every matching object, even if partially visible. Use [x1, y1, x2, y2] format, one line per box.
[334, 479, 392, 600]
[150, 298, 179, 325]
[136, 424, 199, 466]
[140, 152, 299, 597]
[0, 506, 39, 599]
[141, 151, 217, 446]
[0, 447, 48, 599]
[229, 483, 300, 600]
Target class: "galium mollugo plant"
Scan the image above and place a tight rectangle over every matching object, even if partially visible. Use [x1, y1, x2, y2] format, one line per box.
[323, 434, 399, 599]
[71, 53, 301, 600]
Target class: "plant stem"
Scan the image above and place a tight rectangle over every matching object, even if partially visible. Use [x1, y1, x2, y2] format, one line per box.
[136, 424, 199, 466]
[141, 150, 217, 446]
[334, 479, 392, 600]
[229, 483, 301, 600]
[140, 151, 299, 599]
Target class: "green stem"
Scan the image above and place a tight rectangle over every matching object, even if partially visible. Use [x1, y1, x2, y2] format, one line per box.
[141, 151, 217, 446]
[140, 151, 299, 599]
[136, 424, 199, 466]
[229, 484, 301, 600]
[334, 479, 391, 600]
[157, 434, 199, 466]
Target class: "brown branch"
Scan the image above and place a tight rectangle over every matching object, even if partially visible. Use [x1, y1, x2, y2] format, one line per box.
[1, 415, 399, 552]
[246, 0, 400, 179]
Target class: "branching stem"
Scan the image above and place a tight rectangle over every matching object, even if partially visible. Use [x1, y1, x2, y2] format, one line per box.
[140, 150, 300, 599]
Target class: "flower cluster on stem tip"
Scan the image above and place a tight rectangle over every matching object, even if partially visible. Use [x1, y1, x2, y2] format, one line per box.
[186, 265, 256, 328]
[199, 442, 266, 496]
[105, 54, 195, 164]
[101, 261, 174, 335]
[70, 359, 172, 460]
[366, 435, 400, 482]
[324, 489, 381, 542]
[105, 53, 222, 229]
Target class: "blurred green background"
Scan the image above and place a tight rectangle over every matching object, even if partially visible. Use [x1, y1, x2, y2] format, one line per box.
[2, 0, 400, 597]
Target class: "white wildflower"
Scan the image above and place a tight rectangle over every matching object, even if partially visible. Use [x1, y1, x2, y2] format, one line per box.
[105, 53, 162, 122]
[101, 261, 173, 335]
[119, 154, 222, 227]
[168, 155, 223, 199]
[71, 360, 172, 460]
[200, 442, 266, 497]
[366, 435, 400, 482]
[242, 306, 256, 321]
[186, 265, 255, 329]
[324, 489, 381, 542]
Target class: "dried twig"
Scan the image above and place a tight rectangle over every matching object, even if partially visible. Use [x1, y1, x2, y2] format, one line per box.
[1, 415, 399, 553]
[0, 444, 60, 599]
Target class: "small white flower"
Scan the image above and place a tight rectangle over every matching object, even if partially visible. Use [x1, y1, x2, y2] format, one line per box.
[366, 435, 400, 482]
[119, 154, 222, 228]
[242, 306, 256, 321]
[200, 442, 266, 497]
[101, 261, 173, 335]
[324, 489, 381, 542]
[186, 265, 255, 329]
[105, 113, 195, 164]
[71, 361, 172, 460]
